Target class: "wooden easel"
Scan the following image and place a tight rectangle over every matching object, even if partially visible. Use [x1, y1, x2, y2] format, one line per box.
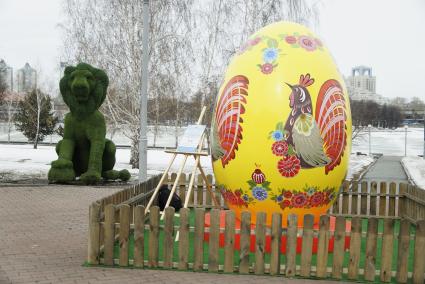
[145, 106, 220, 218]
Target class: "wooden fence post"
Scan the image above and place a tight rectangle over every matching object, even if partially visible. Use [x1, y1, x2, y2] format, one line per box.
[208, 209, 220, 272]
[418, 187, 425, 220]
[193, 208, 205, 271]
[206, 175, 212, 206]
[170, 172, 177, 187]
[134, 205, 145, 268]
[316, 215, 330, 278]
[178, 208, 190, 270]
[88, 202, 100, 265]
[361, 181, 368, 215]
[179, 173, 186, 205]
[224, 210, 235, 273]
[285, 214, 298, 277]
[379, 182, 387, 217]
[103, 204, 115, 266]
[399, 183, 407, 218]
[351, 182, 359, 215]
[413, 220, 425, 284]
[300, 214, 314, 277]
[269, 212, 282, 276]
[348, 217, 361, 280]
[407, 185, 414, 221]
[389, 182, 397, 217]
[239, 211, 251, 274]
[197, 174, 203, 206]
[380, 218, 394, 282]
[213, 176, 221, 207]
[254, 212, 266, 275]
[163, 207, 175, 269]
[364, 218, 378, 281]
[148, 206, 160, 268]
[342, 181, 349, 215]
[119, 204, 130, 267]
[370, 182, 377, 216]
[332, 216, 346, 279]
[396, 219, 411, 283]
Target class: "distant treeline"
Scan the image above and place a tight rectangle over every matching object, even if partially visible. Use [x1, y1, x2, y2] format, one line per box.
[146, 90, 216, 127]
[350, 99, 403, 129]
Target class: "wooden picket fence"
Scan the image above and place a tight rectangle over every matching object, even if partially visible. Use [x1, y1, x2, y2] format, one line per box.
[331, 181, 425, 223]
[87, 173, 425, 283]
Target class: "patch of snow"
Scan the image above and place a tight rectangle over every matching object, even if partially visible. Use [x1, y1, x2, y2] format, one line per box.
[401, 156, 425, 189]
[352, 127, 424, 156]
[2, 123, 423, 156]
[0, 144, 212, 182]
[347, 154, 375, 181]
[0, 143, 372, 183]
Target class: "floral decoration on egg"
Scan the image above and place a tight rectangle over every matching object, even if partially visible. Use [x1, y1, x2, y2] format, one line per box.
[257, 36, 284, 74]
[270, 185, 336, 210]
[279, 33, 324, 52]
[237, 36, 262, 54]
[247, 166, 271, 201]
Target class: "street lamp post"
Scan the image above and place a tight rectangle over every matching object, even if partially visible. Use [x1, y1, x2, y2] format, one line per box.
[138, 0, 149, 182]
[404, 125, 408, 157]
[368, 124, 372, 156]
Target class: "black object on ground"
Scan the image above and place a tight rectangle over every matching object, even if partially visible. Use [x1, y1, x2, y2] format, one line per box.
[158, 185, 182, 212]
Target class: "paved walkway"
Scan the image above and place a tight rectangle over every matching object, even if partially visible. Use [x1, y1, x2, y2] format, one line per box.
[362, 155, 408, 182]
[0, 184, 351, 284]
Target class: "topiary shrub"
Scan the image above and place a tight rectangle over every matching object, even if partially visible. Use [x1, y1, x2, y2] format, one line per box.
[48, 63, 130, 184]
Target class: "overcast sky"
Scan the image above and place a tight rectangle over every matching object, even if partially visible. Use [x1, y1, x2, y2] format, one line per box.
[0, 0, 424, 100]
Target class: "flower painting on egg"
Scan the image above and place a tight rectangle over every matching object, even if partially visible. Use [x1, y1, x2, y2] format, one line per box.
[211, 22, 352, 226]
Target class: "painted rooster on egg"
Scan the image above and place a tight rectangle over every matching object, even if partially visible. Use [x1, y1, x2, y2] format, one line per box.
[277, 73, 347, 177]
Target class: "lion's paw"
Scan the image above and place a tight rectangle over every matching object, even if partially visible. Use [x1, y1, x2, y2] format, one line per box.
[51, 158, 73, 169]
[119, 170, 131, 181]
[48, 166, 75, 183]
[80, 171, 101, 185]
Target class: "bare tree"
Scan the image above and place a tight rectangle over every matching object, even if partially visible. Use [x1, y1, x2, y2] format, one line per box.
[61, 0, 194, 167]
[284, 0, 320, 27]
[61, 0, 320, 166]
[2, 92, 20, 143]
[0, 76, 7, 104]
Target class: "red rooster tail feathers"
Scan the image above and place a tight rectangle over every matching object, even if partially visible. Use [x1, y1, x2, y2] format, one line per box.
[315, 79, 347, 174]
[215, 75, 249, 167]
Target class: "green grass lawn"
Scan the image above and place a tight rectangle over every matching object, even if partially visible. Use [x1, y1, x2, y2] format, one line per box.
[104, 211, 416, 283]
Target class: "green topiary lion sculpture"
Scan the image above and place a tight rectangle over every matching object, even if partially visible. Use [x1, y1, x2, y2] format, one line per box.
[48, 63, 130, 184]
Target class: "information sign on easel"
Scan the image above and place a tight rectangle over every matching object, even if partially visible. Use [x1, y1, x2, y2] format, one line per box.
[176, 125, 206, 153]
[145, 106, 219, 219]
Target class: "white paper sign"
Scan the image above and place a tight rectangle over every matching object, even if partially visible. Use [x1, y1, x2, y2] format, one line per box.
[176, 124, 206, 153]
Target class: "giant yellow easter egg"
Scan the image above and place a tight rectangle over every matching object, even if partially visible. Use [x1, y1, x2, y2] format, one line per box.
[211, 22, 352, 226]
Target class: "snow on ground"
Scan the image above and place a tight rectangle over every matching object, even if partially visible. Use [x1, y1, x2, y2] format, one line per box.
[2, 123, 424, 156]
[346, 154, 375, 180]
[0, 144, 212, 182]
[401, 156, 425, 189]
[0, 123, 186, 148]
[0, 143, 372, 182]
[352, 127, 424, 156]
[3, 125, 424, 183]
